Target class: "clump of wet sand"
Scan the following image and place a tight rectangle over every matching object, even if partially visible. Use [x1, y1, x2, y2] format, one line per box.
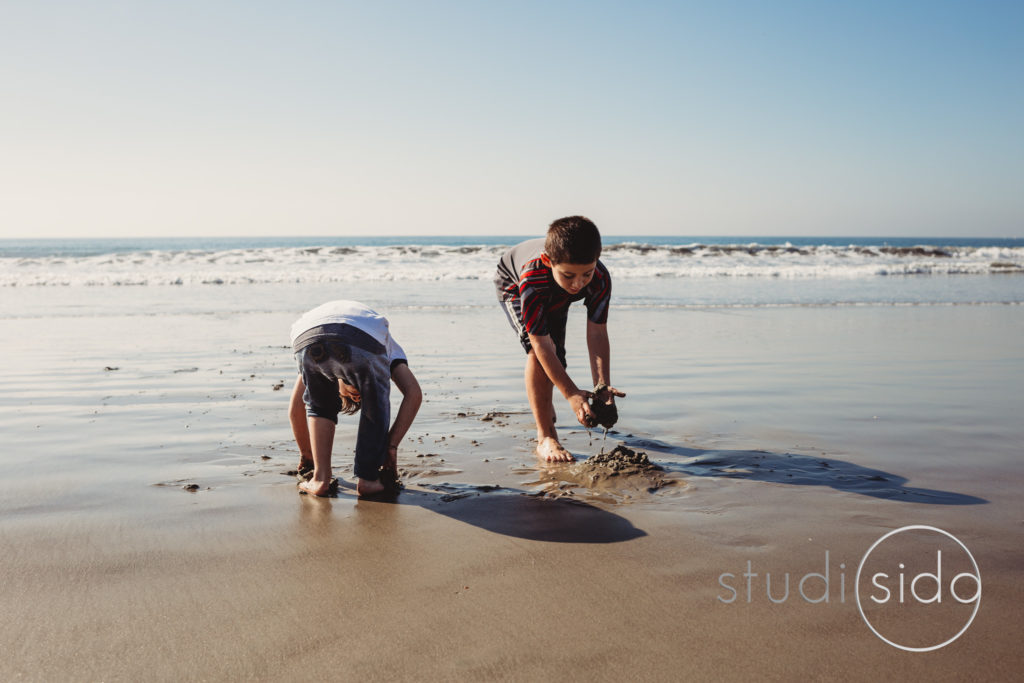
[587, 383, 618, 429]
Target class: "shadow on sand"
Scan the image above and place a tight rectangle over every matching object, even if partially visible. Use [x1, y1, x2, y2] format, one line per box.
[611, 435, 987, 506]
[326, 479, 647, 544]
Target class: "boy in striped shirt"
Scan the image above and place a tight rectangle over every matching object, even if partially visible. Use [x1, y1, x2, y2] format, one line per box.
[494, 216, 626, 462]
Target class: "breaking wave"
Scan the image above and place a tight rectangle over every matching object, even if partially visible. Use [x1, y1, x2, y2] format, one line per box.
[3, 242, 1022, 287]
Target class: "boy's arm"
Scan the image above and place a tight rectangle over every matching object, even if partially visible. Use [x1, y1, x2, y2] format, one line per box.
[528, 332, 595, 426]
[289, 376, 313, 463]
[586, 321, 626, 401]
[387, 363, 422, 469]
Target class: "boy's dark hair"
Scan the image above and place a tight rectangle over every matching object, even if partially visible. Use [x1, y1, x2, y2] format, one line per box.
[340, 395, 361, 415]
[545, 216, 601, 265]
[310, 340, 362, 415]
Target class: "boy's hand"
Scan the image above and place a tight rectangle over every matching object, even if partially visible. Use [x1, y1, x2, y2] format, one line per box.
[594, 385, 626, 404]
[377, 445, 402, 494]
[591, 383, 625, 429]
[568, 390, 595, 427]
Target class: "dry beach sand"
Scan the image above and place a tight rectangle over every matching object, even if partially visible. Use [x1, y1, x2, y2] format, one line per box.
[2, 282, 1023, 681]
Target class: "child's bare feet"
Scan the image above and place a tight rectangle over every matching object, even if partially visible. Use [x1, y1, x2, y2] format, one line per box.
[536, 437, 574, 462]
[298, 478, 333, 496]
[356, 477, 386, 497]
[297, 459, 314, 475]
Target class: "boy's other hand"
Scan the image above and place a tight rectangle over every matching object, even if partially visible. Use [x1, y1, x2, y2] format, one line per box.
[594, 385, 626, 404]
[568, 390, 595, 427]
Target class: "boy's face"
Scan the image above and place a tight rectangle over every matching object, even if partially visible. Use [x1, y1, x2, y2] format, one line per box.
[541, 253, 597, 295]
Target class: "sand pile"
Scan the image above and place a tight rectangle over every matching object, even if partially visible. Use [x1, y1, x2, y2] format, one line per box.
[525, 445, 679, 503]
[570, 446, 672, 494]
[581, 445, 659, 474]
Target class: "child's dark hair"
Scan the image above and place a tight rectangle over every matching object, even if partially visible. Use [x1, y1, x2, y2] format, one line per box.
[545, 216, 602, 265]
[310, 340, 362, 415]
[340, 395, 361, 415]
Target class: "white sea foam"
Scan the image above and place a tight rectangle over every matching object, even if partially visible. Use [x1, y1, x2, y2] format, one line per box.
[2, 243, 1022, 287]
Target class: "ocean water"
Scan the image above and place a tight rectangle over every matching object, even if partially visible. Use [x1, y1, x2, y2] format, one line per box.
[1, 236, 1022, 530]
[2, 236, 1022, 316]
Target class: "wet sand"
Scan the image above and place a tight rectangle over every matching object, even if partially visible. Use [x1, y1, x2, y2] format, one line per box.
[2, 286, 1023, 681]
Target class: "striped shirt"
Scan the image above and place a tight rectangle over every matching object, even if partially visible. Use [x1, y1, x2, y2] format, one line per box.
[495, 238, 611, 336]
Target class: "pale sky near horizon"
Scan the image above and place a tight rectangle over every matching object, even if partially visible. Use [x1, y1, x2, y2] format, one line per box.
[2, 1, 1022, 239]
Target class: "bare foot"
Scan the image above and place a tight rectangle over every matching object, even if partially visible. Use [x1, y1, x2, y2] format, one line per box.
[298, 478, 332, 497]
[297, 459, 314, 475]
[536, 437, 574, 463]
[356, 477, 386, 497]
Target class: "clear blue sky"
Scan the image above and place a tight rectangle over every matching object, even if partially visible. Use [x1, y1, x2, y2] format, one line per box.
[2, 1, 1021, 237]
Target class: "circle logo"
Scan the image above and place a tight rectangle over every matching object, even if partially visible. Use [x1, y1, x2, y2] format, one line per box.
[855, 525, 981, 652]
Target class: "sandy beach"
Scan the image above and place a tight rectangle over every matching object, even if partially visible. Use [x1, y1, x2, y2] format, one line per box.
[2, 280, 1023, 681]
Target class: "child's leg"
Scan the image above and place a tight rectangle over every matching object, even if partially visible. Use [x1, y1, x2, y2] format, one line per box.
[288, 377, 313, 470]
[525, 351, 574, 462]
[299, 416, 336, 496]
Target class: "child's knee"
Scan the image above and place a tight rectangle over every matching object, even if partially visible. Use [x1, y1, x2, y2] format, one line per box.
[305, 406, 339, 424]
